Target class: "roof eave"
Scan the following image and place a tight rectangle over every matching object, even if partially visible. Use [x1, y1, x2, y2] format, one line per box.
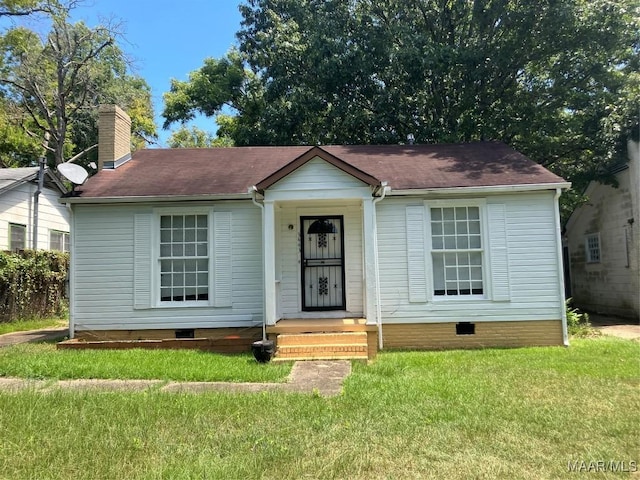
[389, 182, 572, 197]
[59, 192, 252, 205]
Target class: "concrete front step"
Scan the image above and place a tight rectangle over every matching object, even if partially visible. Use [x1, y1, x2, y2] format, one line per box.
[277, 332, 368, 346]
[274, 332, 369, 361]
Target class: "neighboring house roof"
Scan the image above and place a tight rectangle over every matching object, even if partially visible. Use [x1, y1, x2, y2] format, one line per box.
[73, 142, 567, 201]
[0, 166, 67, 195]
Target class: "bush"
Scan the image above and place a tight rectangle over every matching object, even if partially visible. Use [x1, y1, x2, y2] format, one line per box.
[0, 250, 68, 322]
[566, 299, 594, 337]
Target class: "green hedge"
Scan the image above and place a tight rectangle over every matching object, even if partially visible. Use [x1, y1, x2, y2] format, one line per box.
[0, 250, 68, 321]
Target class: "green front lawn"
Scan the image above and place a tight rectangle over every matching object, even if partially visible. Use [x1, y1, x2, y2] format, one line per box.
[0, 337, 638, 479]
[0, 343, 291, 383]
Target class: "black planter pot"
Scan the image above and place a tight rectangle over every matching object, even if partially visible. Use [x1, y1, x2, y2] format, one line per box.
[251, 340, 275, 363]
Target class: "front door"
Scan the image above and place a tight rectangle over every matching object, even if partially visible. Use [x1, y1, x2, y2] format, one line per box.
[301, 216, 346, 311]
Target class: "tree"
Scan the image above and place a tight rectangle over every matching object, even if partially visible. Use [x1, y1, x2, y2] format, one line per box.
[0, 0, 59, 17]
[162, 0, 639, 207]
[0, 2, 156, 166]
[167, 125, 232, 148]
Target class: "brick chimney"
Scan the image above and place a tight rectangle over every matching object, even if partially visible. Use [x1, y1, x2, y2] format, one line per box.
[98, 105, 131, 170]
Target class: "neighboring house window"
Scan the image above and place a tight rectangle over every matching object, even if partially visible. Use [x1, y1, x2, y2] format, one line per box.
[50, 230, 70, 251]
[585, 233, 600, 263]
[159, 214, 209, 302]
[9, 223, 26, 251]
[430, 206, 484, 296]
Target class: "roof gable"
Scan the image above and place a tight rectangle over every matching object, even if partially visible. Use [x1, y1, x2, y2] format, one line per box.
[255, 146, 381, 193]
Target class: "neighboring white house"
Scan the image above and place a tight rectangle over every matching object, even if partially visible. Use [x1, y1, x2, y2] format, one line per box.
[0, 167, 69, 251]
[61, 105, 570, 358]
[565, 140, 640, 321]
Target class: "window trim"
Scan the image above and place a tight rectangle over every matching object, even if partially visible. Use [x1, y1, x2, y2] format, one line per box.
[9, 223, 26, 251]
[49, 229, 70, 252]
[585, 233, 601, 264]
[425, 199, 489, 302]
[152, 208, 214, 308]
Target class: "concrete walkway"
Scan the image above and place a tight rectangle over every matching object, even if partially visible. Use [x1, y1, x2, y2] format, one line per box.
[0, 326, 68, 348]
[0, 360, 352, 397]
[589, 314, 640, 341]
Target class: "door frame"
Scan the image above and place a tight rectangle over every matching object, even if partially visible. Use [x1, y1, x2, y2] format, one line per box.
[300, 215, 347, 311]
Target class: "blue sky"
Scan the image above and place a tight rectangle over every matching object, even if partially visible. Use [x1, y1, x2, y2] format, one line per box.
[72, 1, 244, 146]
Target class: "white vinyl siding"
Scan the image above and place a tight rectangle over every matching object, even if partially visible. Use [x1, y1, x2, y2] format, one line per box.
[268, 157, 366, 191]
[377, 193, 562, 324]
[73, 202, 262, 332]
[0, 183, 69, 250]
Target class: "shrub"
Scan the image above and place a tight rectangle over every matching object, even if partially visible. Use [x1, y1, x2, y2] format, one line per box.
[0, 250, 69, 321]
[566, 299, 594, 337]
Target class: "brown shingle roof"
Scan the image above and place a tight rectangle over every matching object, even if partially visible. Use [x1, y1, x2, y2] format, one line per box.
[76, 142, 565, 199]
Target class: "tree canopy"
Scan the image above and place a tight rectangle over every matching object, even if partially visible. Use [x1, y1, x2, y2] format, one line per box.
[0, 1, 156, 167]
[162, 0, 639, 207]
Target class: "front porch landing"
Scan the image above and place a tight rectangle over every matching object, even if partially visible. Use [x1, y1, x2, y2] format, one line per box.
[267, 319, 377, 361]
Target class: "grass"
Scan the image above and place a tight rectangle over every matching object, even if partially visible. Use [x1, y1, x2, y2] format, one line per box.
[0, 337, 638, 479]
[0, 317, 67, 335]
[0, 343, 291, 383]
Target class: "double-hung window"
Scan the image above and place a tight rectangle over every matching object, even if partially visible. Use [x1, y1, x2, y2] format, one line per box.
[585, 233, 600, 264]
[9, 223, 26, 251]
[430, 206, 484, 297]
[50, 230, 70, 251]
[159, 214, 209, 303]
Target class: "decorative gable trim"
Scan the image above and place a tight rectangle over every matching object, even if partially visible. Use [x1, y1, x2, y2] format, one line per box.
[254, 146, 382, 193]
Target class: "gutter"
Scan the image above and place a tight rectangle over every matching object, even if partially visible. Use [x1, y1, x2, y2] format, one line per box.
[59, 193, 252, 205]
[250, 187, 267, 342]
[554, 187, 569, 346]
[66, 202, 75, 339]
[390, 182, 571, 197]
[372, 183, 389, 349]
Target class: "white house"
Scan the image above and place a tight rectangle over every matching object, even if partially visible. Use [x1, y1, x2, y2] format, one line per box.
[61, 106, 570, 359]
[565, 140, 639, 321]
[0, 166, 69, 251]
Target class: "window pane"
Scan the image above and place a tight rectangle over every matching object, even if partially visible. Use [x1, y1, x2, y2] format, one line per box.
[444, 236, 456, 249]
[469, 235, 482, 249]
[173, 229, 184, 242]
[433, 254, 445, 294]
[172, 216, 183, 228]
[443, 208, 454, 221]
[457, 236, 469, 249]
[172, 244, 183, 256]
[160, 216, 171, 228]
[443, 221, 455, 235]
[197, 215, 207, 228]
[468, 207, 480, 220]
[160, 230, 171, 242]
[185, 215, 196, 228]
[185, 229, 196, 242]
[197, 229, 207, 241]
[184, 244, 195, 256]
[431, 222, 442, 235]
[432, 236, 443, 249]
[455, 207, 467, 220]
[185, 273, 196, 286]
[160, 244, 171, 257]
[431, 208, 442, 221]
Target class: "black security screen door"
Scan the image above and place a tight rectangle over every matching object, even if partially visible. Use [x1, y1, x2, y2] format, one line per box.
[301, 216, 346, 311]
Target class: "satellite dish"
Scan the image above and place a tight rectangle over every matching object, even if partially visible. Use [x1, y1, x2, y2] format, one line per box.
[57, 163, 89, 186]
